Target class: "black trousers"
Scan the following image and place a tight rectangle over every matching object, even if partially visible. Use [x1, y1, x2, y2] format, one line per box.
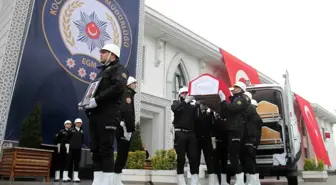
[241, 136, 257, 174]
[214, 131, 229, 184]
[89, 114, 118, 172]
[67, 149, 82, 172]
[55, 146, 68, 172]
[114, 128, 131, 173]
[227, 130, 243, 174]
[196, 136, 215, 174]
[174, 131, 198, 174]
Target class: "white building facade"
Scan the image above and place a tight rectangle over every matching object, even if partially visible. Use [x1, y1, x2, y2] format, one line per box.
[139, 7, 336, 171]
[312, 104, 336, 170]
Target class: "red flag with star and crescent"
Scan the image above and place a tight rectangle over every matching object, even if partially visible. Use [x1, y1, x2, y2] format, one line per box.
[295, 94, 331, 166]
[219, 48, 260, 86]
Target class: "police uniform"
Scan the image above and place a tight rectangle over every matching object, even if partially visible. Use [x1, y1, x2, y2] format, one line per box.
[220, 93, 248, 183]
[86, 59, 128, 178]
[213, 115, 230, 185]
[194, 104, 216, 184]
[171, 93, 199, 185]
[54, 125, 72, 182]
[241, 103, 263, 185]
[67, 125, 84, 183]
[114, 87, 136, 174]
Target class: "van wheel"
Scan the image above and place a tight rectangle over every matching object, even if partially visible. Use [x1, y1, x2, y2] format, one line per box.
[287, 176, 298, 185]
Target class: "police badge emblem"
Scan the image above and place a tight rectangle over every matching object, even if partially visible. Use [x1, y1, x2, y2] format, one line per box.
[42, 0, 132, 84]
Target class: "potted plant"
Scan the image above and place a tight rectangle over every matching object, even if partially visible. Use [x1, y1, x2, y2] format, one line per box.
[150, 149, 177, 183]
[302, 158, 328, 182]
[0, 103, 54, 181]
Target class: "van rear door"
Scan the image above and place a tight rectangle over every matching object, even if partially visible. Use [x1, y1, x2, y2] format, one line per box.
[283, 70, 301, 162]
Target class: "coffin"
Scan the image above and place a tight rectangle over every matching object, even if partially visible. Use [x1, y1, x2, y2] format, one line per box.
[256, 101, 280, 118]
[260, 126, 282, 145]
[188, 74, 231, 112]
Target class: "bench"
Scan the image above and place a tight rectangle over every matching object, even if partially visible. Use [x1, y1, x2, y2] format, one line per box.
[0, 147, 53, 181]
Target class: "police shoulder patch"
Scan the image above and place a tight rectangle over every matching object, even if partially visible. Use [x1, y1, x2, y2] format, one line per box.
[121, 73, 127, 79]
[126, 97, 132, 104]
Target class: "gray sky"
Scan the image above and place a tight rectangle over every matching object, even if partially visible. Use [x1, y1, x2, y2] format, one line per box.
[145, 0, 336, 113]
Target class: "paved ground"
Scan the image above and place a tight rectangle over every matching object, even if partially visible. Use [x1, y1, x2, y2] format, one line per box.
[0, 175, 334, 185]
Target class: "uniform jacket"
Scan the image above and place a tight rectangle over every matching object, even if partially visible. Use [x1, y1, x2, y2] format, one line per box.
[171, 99, 197, 131]
[69, 127, 84, 150]
[121, 87, 136, 132]
[54, 128, 72, 146]
[194, 105, 214, 137]
[244, 104, 263, 138]
[220, 94, 248, 131]
[86, 60, 128, 126]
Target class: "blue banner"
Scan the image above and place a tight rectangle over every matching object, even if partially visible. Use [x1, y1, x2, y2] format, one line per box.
[6, 0, 140, 146]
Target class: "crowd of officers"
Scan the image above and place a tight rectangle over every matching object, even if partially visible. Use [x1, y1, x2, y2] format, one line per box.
[55, 43, 137, 185]
[52, 42, 263, 185]
[171, 81, 263, 185]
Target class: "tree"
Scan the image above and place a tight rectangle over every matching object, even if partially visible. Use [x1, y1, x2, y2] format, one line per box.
[130, 123, 143, 151]
[18, 103, 43, 149]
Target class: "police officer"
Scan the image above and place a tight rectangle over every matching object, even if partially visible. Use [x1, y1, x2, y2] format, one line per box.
[68, 118, 84, 183]
[194, 102, 216, 185]
[79, 43, 128, 185]
[171, 86, 199, 185]
[218, 82, 249, 185]
[54, 120, 72, 182]
[241, 92, 263, 185]
[213, 112, 230, 185]
[114, 76, 137, 185]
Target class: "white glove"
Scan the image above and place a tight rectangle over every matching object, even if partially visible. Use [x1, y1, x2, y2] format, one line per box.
[57, 143, 61, 153]
[211, 137, 216, 149]
[78, 102, 83, 110]
[185, 95, 194, 103]
[206, 108, 211, 113]
[85, 98, 97, 109]
[65, 144, 70, 154]
[190, 99, 196, 105]
[125, 132, 132, 141]
[218, 90, 226, 102]
[120, 121, 132, 141]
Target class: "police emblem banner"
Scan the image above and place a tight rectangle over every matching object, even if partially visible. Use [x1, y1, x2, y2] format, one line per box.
[5, 0, 142, 146]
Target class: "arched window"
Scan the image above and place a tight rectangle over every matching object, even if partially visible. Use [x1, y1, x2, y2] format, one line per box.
[172, 64, 187, 99]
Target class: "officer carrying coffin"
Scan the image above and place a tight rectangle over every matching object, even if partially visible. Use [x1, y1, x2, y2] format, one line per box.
[54, 120, 72, 182]
[218, 82, 249, 185]
[194, 101, 217, 185]
[213, 112, 230, 185]
[241, 92, 263, 185]
[171, 86, 199, 185]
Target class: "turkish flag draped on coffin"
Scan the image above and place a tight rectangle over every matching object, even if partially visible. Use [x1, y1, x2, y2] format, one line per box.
[219, 48, 261, 86]
[188, 73, 232, 112]
[295, 94, 331, 166]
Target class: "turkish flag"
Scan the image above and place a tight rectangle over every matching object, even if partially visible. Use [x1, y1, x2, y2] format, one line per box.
[219, 48, 260, 86]
[295, 94, 331, 166]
